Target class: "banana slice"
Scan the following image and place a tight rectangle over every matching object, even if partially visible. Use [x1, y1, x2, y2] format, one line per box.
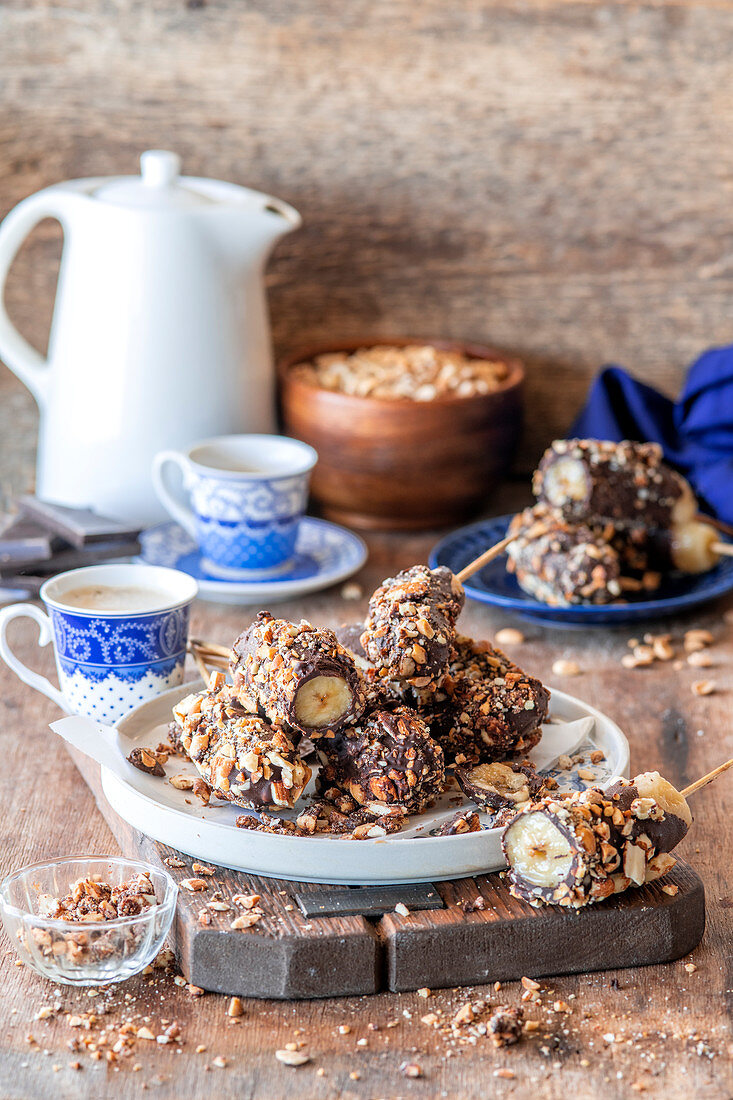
[670, 521, 720, 574]
[293, 675, 353, 730]
[542, 456, 589, 505]
[503, 812, 574, 889]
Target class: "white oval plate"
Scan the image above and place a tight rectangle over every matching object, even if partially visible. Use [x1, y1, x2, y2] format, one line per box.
[101, 682, 630, 885]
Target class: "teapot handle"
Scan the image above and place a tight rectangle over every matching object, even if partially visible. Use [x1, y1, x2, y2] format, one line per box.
[0, 189, 73, 404]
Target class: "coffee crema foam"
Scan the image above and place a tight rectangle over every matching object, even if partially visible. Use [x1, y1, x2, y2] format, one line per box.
[59, 585, 171, 612]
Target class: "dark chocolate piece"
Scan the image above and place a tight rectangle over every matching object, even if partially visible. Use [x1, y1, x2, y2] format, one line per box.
[361, 565, 464, 689]
[532, 439, 693, 531]
[455, 760, 545, 815]
[295, 884, 442, 919]
[172, 673, 311, 811]
[230, 611, 367, 738]
[0, 537, 142, 579]
[316, 705, 445, 815]
[127, 747, 166, 777]
[0, 515, 65, 565]
[17, 496, 143, 548]
[437, 809, 482, 835]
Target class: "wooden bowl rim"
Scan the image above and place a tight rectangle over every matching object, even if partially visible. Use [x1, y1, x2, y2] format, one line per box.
[277, 337, 525, 408]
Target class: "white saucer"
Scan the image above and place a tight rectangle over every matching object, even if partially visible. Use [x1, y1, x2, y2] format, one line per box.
[138, 518, 367, 605]
[98, 681, 630, 885]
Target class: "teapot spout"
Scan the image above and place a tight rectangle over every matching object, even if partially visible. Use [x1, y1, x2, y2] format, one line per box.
[215, 194, 301, 263]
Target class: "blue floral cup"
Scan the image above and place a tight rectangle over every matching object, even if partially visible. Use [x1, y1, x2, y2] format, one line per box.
[152, 434, 318, 577]
[0, 563, 198, 723]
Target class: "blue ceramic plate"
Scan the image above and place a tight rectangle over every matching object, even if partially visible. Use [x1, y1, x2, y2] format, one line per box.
[139, 518, 367, 605]
[430, 514, 733, 625]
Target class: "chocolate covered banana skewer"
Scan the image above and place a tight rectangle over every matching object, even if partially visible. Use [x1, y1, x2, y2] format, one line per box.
[360, 565, 464, 689]
[502, 771, 692, 908]
[506, 505, 624, 606]
[316, 705, 445, 815]
[230, 612, 367, 738]
[410, 635, 550, 764]
[172, 672, 311, 810]
[533, 438, 731, 574]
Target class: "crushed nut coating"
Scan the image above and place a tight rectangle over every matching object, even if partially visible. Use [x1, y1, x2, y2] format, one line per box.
[172, 672, 311, 811]
[503, 772, 690, 908]
[230, 611, 366, 737]
[533, 438, 691, 530]
[361, 565, 464, 689]
[316, 705, 445, 815]
[506, 504, 623, 606]
[401, 635, 549, 764]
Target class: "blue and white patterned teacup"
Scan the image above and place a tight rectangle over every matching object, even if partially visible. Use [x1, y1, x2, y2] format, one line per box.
[152, 435, 318, 577]
[0, 563, 197, 723]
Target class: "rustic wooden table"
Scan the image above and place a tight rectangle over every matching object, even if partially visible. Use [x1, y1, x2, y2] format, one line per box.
[0, 483, 731, 1099]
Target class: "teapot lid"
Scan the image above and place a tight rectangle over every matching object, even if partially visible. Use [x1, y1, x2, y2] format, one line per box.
[93, 151, 216, 209]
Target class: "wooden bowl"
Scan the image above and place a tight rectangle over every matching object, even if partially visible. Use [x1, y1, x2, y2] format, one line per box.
[278, 338, 524, 531]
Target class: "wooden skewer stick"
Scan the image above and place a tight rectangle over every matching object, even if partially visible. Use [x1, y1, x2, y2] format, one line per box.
[712, 542, 733, 558]
[455, 534, 515, 584]
[455, 520, 551, 584]
[188, 641, 212, 684]
[681, 758, 733, 798]
[190, 637, 231, 659]
[697, 512, 733, 538]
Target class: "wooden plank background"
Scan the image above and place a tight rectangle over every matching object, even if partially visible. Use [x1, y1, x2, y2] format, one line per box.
[3, 0, 733, 502]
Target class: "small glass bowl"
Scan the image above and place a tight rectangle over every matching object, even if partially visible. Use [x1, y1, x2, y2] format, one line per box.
[0, 856, 178, 986]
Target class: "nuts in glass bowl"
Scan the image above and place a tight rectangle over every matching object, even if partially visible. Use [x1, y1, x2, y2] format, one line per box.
[0, 856, 177, 985]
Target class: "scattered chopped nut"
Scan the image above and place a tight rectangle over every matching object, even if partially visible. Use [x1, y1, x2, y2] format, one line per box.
[394, 902, 410, 917]
[400, 1062, 423, 1078]
[684, 629, 714, 653]
[180, 878, 208, 892]
[341, 582, 363, 601]
[230, 912, 262, 930]
[169, 775, 195, 790]
[212, 1055, 227, 1068]
[227, 997, 244, 1018]
[687, 650, 714, 668]
[495, 628, 525, 646]
[685, 962, 697, 973]
[662, 884, 679, 896]
[691, 680, 717, 696]
[192, 863, 215, 876]
[232, 893, 261, 909]
[551, 659, 581, 677]
[417, 987, 432, 998]
[275, 1048, 311, 1066]
[521, 976, 541, 991]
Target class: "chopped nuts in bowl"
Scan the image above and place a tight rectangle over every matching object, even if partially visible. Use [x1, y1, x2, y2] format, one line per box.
[0, 856, 177, 985]
[280, 339, 524, 530]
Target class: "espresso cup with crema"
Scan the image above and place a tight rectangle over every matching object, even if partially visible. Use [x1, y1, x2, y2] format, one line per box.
[0, 563, 197, 722]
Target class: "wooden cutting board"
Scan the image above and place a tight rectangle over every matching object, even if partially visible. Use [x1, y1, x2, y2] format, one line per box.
[68, 747, 705, 1000]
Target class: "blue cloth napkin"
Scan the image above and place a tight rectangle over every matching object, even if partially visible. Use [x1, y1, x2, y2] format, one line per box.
[571, 345, 733, 524]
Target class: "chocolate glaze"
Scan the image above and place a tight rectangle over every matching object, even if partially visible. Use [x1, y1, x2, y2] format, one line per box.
[316, 705, 445, 814]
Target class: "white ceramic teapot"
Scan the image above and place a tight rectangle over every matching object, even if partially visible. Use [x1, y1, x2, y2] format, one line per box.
[0, 151, 301, 524]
